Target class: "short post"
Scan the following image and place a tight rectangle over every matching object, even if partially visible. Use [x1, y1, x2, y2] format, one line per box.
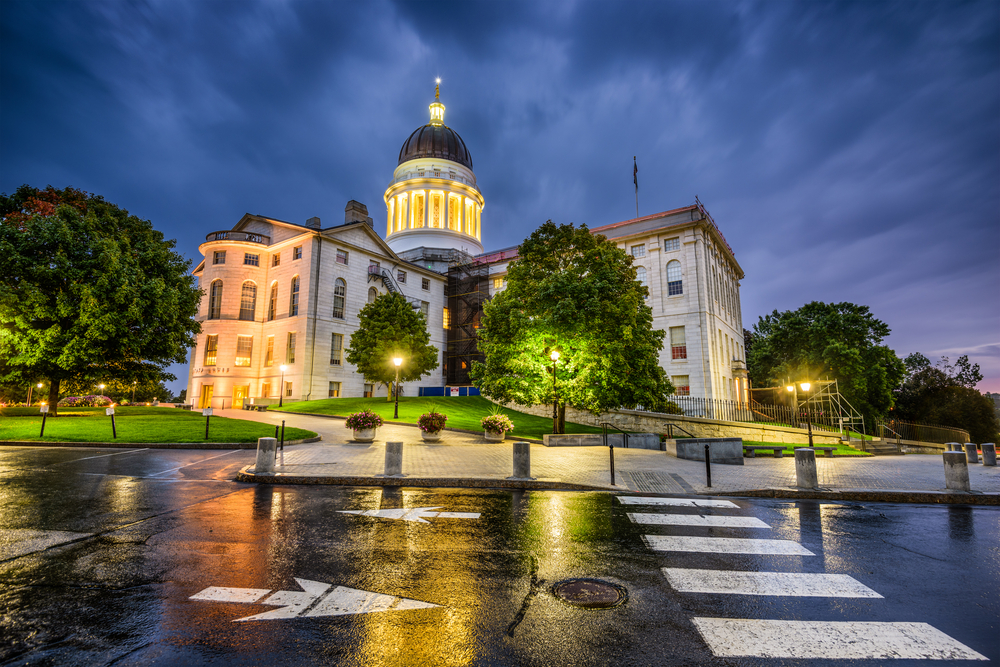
[511, 441, 531, 479]
[203, 407, 213, 439]
[943, 451, 971, 492]
[280, 420, 286, 451]
[807, 414, 814, 447]
[40, 405, 49, 437]
[609, 443, 616, 486]
[274, 425, 279, 440]
[945, 442, 961, 452]
[384, 441, 403, 477]
[109, 408, 117, 439]
[704, 443, 712, 488]
[980, 443, 996, 467]
[963, 443, 979, 464]
[795, 448, 818, 489]
[254, 437, 277, 474]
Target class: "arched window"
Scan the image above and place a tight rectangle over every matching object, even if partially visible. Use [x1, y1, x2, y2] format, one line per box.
[635, 266, 647, 296]
[332, 278, 346, 319]
[289, 276, 300, 316]
[267, 282, 278, 321]
[368, 287, 378, 303]
[208, 280, 223, 319]
[239, 281, 257, 321]
[667, 260, 682, 296]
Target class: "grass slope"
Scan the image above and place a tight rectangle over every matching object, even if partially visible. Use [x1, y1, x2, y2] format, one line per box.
[274, 396, 605, 441]
[0, 406, 316, 443]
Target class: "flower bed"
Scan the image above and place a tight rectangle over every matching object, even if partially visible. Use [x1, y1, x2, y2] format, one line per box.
[481, 413, 514, 434]
[418, 411, 448, 433]
[345, 409, 384, 431]
[58, 395, 113, 408]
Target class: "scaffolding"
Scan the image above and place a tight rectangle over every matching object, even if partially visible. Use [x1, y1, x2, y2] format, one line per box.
[751, 378, 866, 437]
[445, 259, 491, 386]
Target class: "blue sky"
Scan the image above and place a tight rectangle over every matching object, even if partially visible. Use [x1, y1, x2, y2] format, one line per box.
[2, 0, 998, 395]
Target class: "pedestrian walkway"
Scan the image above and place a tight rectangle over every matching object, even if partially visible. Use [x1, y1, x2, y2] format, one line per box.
[222, 409, 1000, 503]
[622, 496, 989, 660]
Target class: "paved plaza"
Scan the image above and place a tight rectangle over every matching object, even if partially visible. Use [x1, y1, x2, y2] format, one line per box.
[225, 409, 1000, 500]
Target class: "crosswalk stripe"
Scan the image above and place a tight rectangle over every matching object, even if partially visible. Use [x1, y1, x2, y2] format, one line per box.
[617, 496, 738, 508]
[628, 513, 769, 528]
[663, 568, 882, 597]
[690, 618, 988, 660]
[644, 535, 814, 555]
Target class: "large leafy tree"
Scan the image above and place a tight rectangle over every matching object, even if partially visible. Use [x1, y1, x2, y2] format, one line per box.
[746, 301, 905, 420]
[893, 353, 998, 442]
[0, 185, 201, 415]
[470, 220, 673, 432]
[345, 292, 439, 399]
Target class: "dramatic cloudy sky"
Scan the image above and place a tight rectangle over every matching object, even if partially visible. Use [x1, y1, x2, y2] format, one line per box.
[2, 0, 998, 396]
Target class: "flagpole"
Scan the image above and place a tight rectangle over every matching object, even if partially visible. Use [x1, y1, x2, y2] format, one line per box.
[633, 156, 639, 219]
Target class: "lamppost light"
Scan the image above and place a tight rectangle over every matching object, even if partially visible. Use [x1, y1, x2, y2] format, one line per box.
[393, 357, 402, 367]
[280, 364, 288, 372]
[799, 382, 811, 391]
[786, 385, 794, 392]
[36, 383, 42, 388]
[550, 350, 560, 361]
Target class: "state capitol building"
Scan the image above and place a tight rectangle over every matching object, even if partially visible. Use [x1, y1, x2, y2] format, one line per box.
[185, 87, 748, 409]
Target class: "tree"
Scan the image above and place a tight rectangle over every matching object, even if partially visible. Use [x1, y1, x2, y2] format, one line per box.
[345, 292, 439, 399]
[0, 185, 201, 415]
[469, 220, 673, 432]
[746, 301, 905, 421]
[893, 353, 998, 442]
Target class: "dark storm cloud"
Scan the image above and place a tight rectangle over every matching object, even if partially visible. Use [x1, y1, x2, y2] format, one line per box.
[2, 0, 997, 393]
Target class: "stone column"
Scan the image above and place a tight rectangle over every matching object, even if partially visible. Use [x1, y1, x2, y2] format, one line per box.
[509, 441, 532, 480]
[795, 448, 818, 489]
[981, 443, 996, 466]
[943, 451, 971, 492]
[963, 443, 979, 464]
[384, 441, 403, 477]
[254, 437, 277, 475]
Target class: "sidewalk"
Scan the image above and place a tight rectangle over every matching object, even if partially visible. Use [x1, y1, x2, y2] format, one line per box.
[225, 409, 1000, 505]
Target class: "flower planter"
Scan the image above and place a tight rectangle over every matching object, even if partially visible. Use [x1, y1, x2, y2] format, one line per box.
[353, 428, 376, 442]
[421, 431, 442, 442]
[484, 430, 505, 442]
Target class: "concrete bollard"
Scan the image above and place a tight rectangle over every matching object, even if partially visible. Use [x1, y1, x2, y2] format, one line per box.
[945, 442, 961, 452]
[981, 443, 996, 467]
[794, 448, 818, 489]
[943, 451, 971, 492]
[384, 441, 403, 477]
[963, 443, 979, 464]
[511, 441, 531, 479]
[254, 437, 277, 474]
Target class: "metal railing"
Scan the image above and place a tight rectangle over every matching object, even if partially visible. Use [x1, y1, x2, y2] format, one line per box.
[870, 419, 969, 445]
[204, 231, 270, 244]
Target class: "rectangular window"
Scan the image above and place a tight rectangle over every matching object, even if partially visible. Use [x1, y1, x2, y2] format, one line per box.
[265, 335, 274, 366]
[239, 283, 257, 321]
[328, 381, 341, 398]
[493, 277, 505, 290]
[443, 307, 450, 328]
[369, 260, 380, 276]
[261, 382, 270, 398]
[293, 246, 302, 260]
[420, 301, 429, 318]
[272, 253, 280, 267]
[363, 383, 374, 398]
[421, 277, 430, 291]
[336, 249, 349, 265]
[208, 281, 223, 319]
[332, 280, 346, 319]
[285, 381, 293, 397]
[631, 244, 645, 258]
[330, 333, 342, 365]
[664, 237, 680, 252]
[268, 283, 277, 321]
[397, 270, 406, 284]
[671, 375, 690, 396]
[244, 253, 259, 266]
[204, 334, 218, 366]
[235, 335, 253, 367]
[213, 251, 226, 265]
[287, 332, 296, 364]
[290, 276, 299, 316]
[670, 326, 687, 360]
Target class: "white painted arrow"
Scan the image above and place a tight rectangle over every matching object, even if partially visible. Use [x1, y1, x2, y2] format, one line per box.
[338, 506, 480, 523]
[189, 578, 440, 621]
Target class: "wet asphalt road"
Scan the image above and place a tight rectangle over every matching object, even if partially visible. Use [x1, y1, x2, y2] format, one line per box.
[0, 446, 997, 666]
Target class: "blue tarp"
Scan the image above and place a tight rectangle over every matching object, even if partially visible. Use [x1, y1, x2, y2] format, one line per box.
[418, 386, 481, 397]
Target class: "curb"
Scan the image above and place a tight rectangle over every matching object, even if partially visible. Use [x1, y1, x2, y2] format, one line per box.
[0, 436, 323, 450]
[709, 487, 1000, 506]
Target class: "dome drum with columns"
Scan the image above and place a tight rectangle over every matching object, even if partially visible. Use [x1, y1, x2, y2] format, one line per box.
[385, 83, 484, 256]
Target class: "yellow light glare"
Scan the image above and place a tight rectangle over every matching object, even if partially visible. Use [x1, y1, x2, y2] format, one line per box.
[786, 385, 794, 392]
[550, 350, 560, 361]
[393, 357, 403, 367]
[799, 382, 811, 391]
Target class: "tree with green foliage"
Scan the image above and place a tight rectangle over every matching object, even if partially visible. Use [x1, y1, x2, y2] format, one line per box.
[0, 185, 201, 415]
[470, 220, 673, 433]
[746, 301, 905, 421]
[345, 292, 439, 400]
[893, 353, 998, 442]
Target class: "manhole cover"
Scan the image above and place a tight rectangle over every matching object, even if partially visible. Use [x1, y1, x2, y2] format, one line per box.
[551, 578, 628, 609]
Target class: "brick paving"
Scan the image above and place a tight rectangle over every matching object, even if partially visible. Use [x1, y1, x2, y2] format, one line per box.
[223, 409, 1000, 497]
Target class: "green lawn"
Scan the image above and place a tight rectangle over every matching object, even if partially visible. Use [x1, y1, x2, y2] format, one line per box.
[0, 406, 316, 444]
[742, 440, 872, 457]
[274, 396, 606, 441]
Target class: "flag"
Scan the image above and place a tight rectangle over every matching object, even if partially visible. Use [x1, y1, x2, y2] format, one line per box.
[633, 156, 638, 192]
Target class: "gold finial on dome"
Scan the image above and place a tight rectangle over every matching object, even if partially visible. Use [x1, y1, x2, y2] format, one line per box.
[429, 78, 445, 125]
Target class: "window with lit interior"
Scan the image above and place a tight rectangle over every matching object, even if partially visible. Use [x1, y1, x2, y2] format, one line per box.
[239, 282, 257, 321]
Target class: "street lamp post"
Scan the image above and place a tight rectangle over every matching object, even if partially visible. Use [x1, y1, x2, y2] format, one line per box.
[279, 364, 288, 407]
[393, 357, 402, 419]
[131, 381, 137, 404]
[550, 350, 560, 435]
[27, 382, 42, 406]
[787, 381, 813, 444]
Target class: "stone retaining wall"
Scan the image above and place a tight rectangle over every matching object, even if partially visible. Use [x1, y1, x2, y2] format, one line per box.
[504, 401, 844, 445]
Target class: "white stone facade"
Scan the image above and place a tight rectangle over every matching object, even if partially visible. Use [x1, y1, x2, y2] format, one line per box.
[186, 207, 447, 409]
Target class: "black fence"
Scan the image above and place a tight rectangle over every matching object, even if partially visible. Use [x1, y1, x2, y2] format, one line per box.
[661, 397, 844, 433]
[870, 419, 969, 445]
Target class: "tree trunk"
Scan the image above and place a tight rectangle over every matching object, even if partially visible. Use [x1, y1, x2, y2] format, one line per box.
[47, 378, 60, 417]
[558, 402, 566, 434]
[386, 383, 392, 401]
